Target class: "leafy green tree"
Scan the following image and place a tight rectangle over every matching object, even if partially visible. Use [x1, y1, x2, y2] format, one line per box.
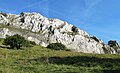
[3, 34, 27, 49]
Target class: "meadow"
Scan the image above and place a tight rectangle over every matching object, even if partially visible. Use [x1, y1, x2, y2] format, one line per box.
[0, 39, 120, 73]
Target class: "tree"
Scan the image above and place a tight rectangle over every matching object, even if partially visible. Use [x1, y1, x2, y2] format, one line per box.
[3, 34, 27, 49]
[108, 40, 119, 47]
[47, 43, 66, 50]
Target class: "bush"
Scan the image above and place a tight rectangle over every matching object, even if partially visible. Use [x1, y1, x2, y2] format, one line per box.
[90, 36, 99, 42]
[71, 26, 78, 33]
[0, 12, 7, 17]
[29, 41, 36, 45]
[47, 43, 66, 50]
[108, 40, 119, 47]
[3, 34, 29, 49]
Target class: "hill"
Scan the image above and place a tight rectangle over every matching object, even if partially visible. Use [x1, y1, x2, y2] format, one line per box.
[0, 12, 118, 54]
[0, 39, 120, 73]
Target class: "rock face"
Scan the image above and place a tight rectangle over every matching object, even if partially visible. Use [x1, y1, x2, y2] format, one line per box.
[0, 12, 117, 54]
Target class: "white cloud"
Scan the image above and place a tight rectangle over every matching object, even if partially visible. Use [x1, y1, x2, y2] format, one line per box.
[12, 0, 48, 13]
[84, 0, 102, 19]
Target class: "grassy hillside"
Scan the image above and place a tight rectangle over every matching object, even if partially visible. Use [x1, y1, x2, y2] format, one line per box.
[0, 39, 120, 73]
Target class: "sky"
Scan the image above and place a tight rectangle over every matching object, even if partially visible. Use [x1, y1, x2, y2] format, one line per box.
[0, 0, 120, 44]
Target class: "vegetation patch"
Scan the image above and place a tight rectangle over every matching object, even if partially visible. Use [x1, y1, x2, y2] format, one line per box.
[0, 34, 119, 73]
[2, 34, 35, 49]
[47, 43, 66, 50]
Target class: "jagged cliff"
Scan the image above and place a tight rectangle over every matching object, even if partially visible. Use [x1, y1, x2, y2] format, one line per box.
[0, 12, 116, 54]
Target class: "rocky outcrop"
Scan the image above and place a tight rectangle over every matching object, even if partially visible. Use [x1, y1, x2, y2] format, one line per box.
[0, 12, 117, 54]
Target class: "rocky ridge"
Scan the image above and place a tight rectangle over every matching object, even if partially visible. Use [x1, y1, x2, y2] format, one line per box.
[0, 12, 117, 54]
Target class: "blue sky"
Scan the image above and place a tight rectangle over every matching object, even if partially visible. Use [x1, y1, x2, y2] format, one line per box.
[0, 0, 120, 43]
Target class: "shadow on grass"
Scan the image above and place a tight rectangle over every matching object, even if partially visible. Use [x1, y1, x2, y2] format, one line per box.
[103, 70, 120, 73]
[0, 45, 10, 49]
[29, 56, 120, 66]
[25, 56, 120, 72]
[0, 45, 27, 50]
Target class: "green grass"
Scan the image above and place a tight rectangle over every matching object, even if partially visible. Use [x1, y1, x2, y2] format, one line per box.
[0, 38, 120, 73]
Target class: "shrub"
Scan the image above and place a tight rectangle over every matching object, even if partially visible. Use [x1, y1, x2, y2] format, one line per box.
[0, 12, 7, 17]
[108, 40, 120, 53]
[29, 41, 36, 45]
[47, 43, 66, 50]
[3, 34, 28, 49]
[108, 40, 119, 47]
[71, 26, 78, 33]
[90, 36, 99, 42]
[20, 12, 24, 16]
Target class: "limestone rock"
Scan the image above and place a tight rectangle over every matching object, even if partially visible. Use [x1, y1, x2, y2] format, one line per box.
[0, 12, 117, 54]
